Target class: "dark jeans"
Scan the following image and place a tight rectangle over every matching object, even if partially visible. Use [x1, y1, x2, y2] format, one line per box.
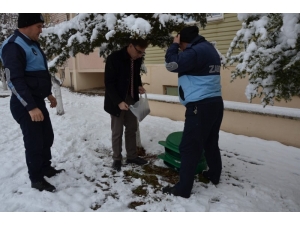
[11, 98, 54, 183]
[110, 95, 138, 161]
[175, 96, 224, 198]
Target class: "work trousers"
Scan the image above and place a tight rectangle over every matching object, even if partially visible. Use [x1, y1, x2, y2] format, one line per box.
[110, 95, 138, 161]
[175, 96, 224, 198]
[10, 97, 53, 183]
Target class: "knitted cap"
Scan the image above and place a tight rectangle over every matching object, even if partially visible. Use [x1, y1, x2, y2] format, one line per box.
[18, 13, 44, 28]
[179, 26, 199, 43]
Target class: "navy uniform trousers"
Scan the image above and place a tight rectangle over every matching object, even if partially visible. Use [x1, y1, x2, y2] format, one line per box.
[10, 95, 54, 183]
[174, 96, 224, 198]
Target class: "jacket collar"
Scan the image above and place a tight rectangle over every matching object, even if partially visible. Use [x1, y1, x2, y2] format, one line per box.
[14, 29, 40, 46]
[188, 35, 206, 47]
[121, 46, 131, 60]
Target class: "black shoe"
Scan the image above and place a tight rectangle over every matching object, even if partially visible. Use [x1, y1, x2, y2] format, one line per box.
[202, 171, 219, 185]
[112, 160, 122, 171]
[162, 186, 179, 196]
[44, 167, 65, 178]
[126, 157, 148, 165]
[31, 178, 56, 192]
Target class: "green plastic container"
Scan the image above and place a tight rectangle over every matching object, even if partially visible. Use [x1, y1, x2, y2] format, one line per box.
[158, 131, 207, 174]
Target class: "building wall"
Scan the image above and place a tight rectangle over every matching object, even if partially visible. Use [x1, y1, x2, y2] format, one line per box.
[147, 99, 300, 148]
[65, 48, 105, 91]
[45, 13, 69, 24]
[200, 13, 242, 56]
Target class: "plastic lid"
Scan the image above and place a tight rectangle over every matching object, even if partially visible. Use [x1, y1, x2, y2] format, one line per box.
[158, 131, 183, 153]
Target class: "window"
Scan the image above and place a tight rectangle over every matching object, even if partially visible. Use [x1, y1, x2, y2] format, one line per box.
[185, 13, 224, 25]
[164, 86, 178, 96]
[206, 13, 224, 22]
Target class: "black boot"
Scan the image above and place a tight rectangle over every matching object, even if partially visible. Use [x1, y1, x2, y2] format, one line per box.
[202, 171, 219, 185]
[162, 186, 190, 198]
[126, 157, 148, 165]
[31, 178, 56, 192]
[162, 186, 179, 196]
[112, 160, 122, 171]
[44, 167, 65, 178]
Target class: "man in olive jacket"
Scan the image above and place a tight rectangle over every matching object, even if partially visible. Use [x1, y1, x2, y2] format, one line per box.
[104, 39, 149, 171]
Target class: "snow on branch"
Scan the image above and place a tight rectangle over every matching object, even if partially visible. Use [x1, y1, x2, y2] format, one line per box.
[39, 13, 207, 74]
[226, 13, 300, 106]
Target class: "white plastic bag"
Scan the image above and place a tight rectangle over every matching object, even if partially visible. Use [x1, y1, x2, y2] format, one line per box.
[129, 93, 150, 122]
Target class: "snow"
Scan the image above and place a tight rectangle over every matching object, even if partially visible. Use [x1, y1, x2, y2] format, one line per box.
[121, 15, 151, 35]
[1, 3, 300, 221]
[279, 14, 300, 49]
[1, 83, 300, 217]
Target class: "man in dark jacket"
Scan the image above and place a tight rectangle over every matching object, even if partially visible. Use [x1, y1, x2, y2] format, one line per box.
[104, 39, 149, 171]
[0, 13, 65, 192]
[162, 26, 224, 198]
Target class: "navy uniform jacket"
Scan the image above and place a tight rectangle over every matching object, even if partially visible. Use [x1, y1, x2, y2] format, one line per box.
[165, 35, 222, 105]
[0, 29, 52, 112]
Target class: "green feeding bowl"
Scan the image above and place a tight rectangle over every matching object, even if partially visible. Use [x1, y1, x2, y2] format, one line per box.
[158, 131, 207, 174]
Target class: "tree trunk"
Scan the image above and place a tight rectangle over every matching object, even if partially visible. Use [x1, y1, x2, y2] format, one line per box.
[51, 75, 65, 115]
[136, 120, 142, 148]
[1, 69, 8, 90]
[136, 119, 146, 156]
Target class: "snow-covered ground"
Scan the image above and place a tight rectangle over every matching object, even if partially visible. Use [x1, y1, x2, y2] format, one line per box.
[1, 84, 300, 217]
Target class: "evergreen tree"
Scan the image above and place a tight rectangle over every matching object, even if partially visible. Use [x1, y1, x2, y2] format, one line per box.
[0, 13, 18, 46]
[39, 13, 207, 74]
[0, 13, 18, 90]
[226, 13, 300, 106]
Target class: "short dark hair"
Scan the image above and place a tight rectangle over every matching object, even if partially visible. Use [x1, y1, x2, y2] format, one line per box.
[130, 38, 149, 48]
[179, 26, 199, 43]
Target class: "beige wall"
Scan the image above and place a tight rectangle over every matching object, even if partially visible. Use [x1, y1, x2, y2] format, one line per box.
[64, 49, 105, 91]
[148, 100, 300, 148]
[222, 110, 300, 148]
[75, 50, 105, 72]
[142, 64, 177, 94]
[71, 72, 104, 91]
[62, 67, 71, 87]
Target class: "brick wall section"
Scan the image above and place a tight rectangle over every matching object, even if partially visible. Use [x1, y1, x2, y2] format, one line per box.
[43, 13, 69, 25]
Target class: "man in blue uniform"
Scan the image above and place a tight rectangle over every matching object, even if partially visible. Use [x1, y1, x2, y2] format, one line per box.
[162, 26, 224, 198]
[0, 13, 64, 192]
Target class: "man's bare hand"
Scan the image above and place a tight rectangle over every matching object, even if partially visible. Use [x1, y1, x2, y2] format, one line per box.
[118, 101, 129, 110]
[29, 108, 44, 122]
[139, 86, 146, 94]
[173, 34, 180, 44]
[47, 95, 57, 108]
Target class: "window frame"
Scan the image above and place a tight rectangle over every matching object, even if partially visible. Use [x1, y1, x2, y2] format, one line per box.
[164, 85, 178, 96]
[185, 13, 224, 25]
[206, 13, 224, 22]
